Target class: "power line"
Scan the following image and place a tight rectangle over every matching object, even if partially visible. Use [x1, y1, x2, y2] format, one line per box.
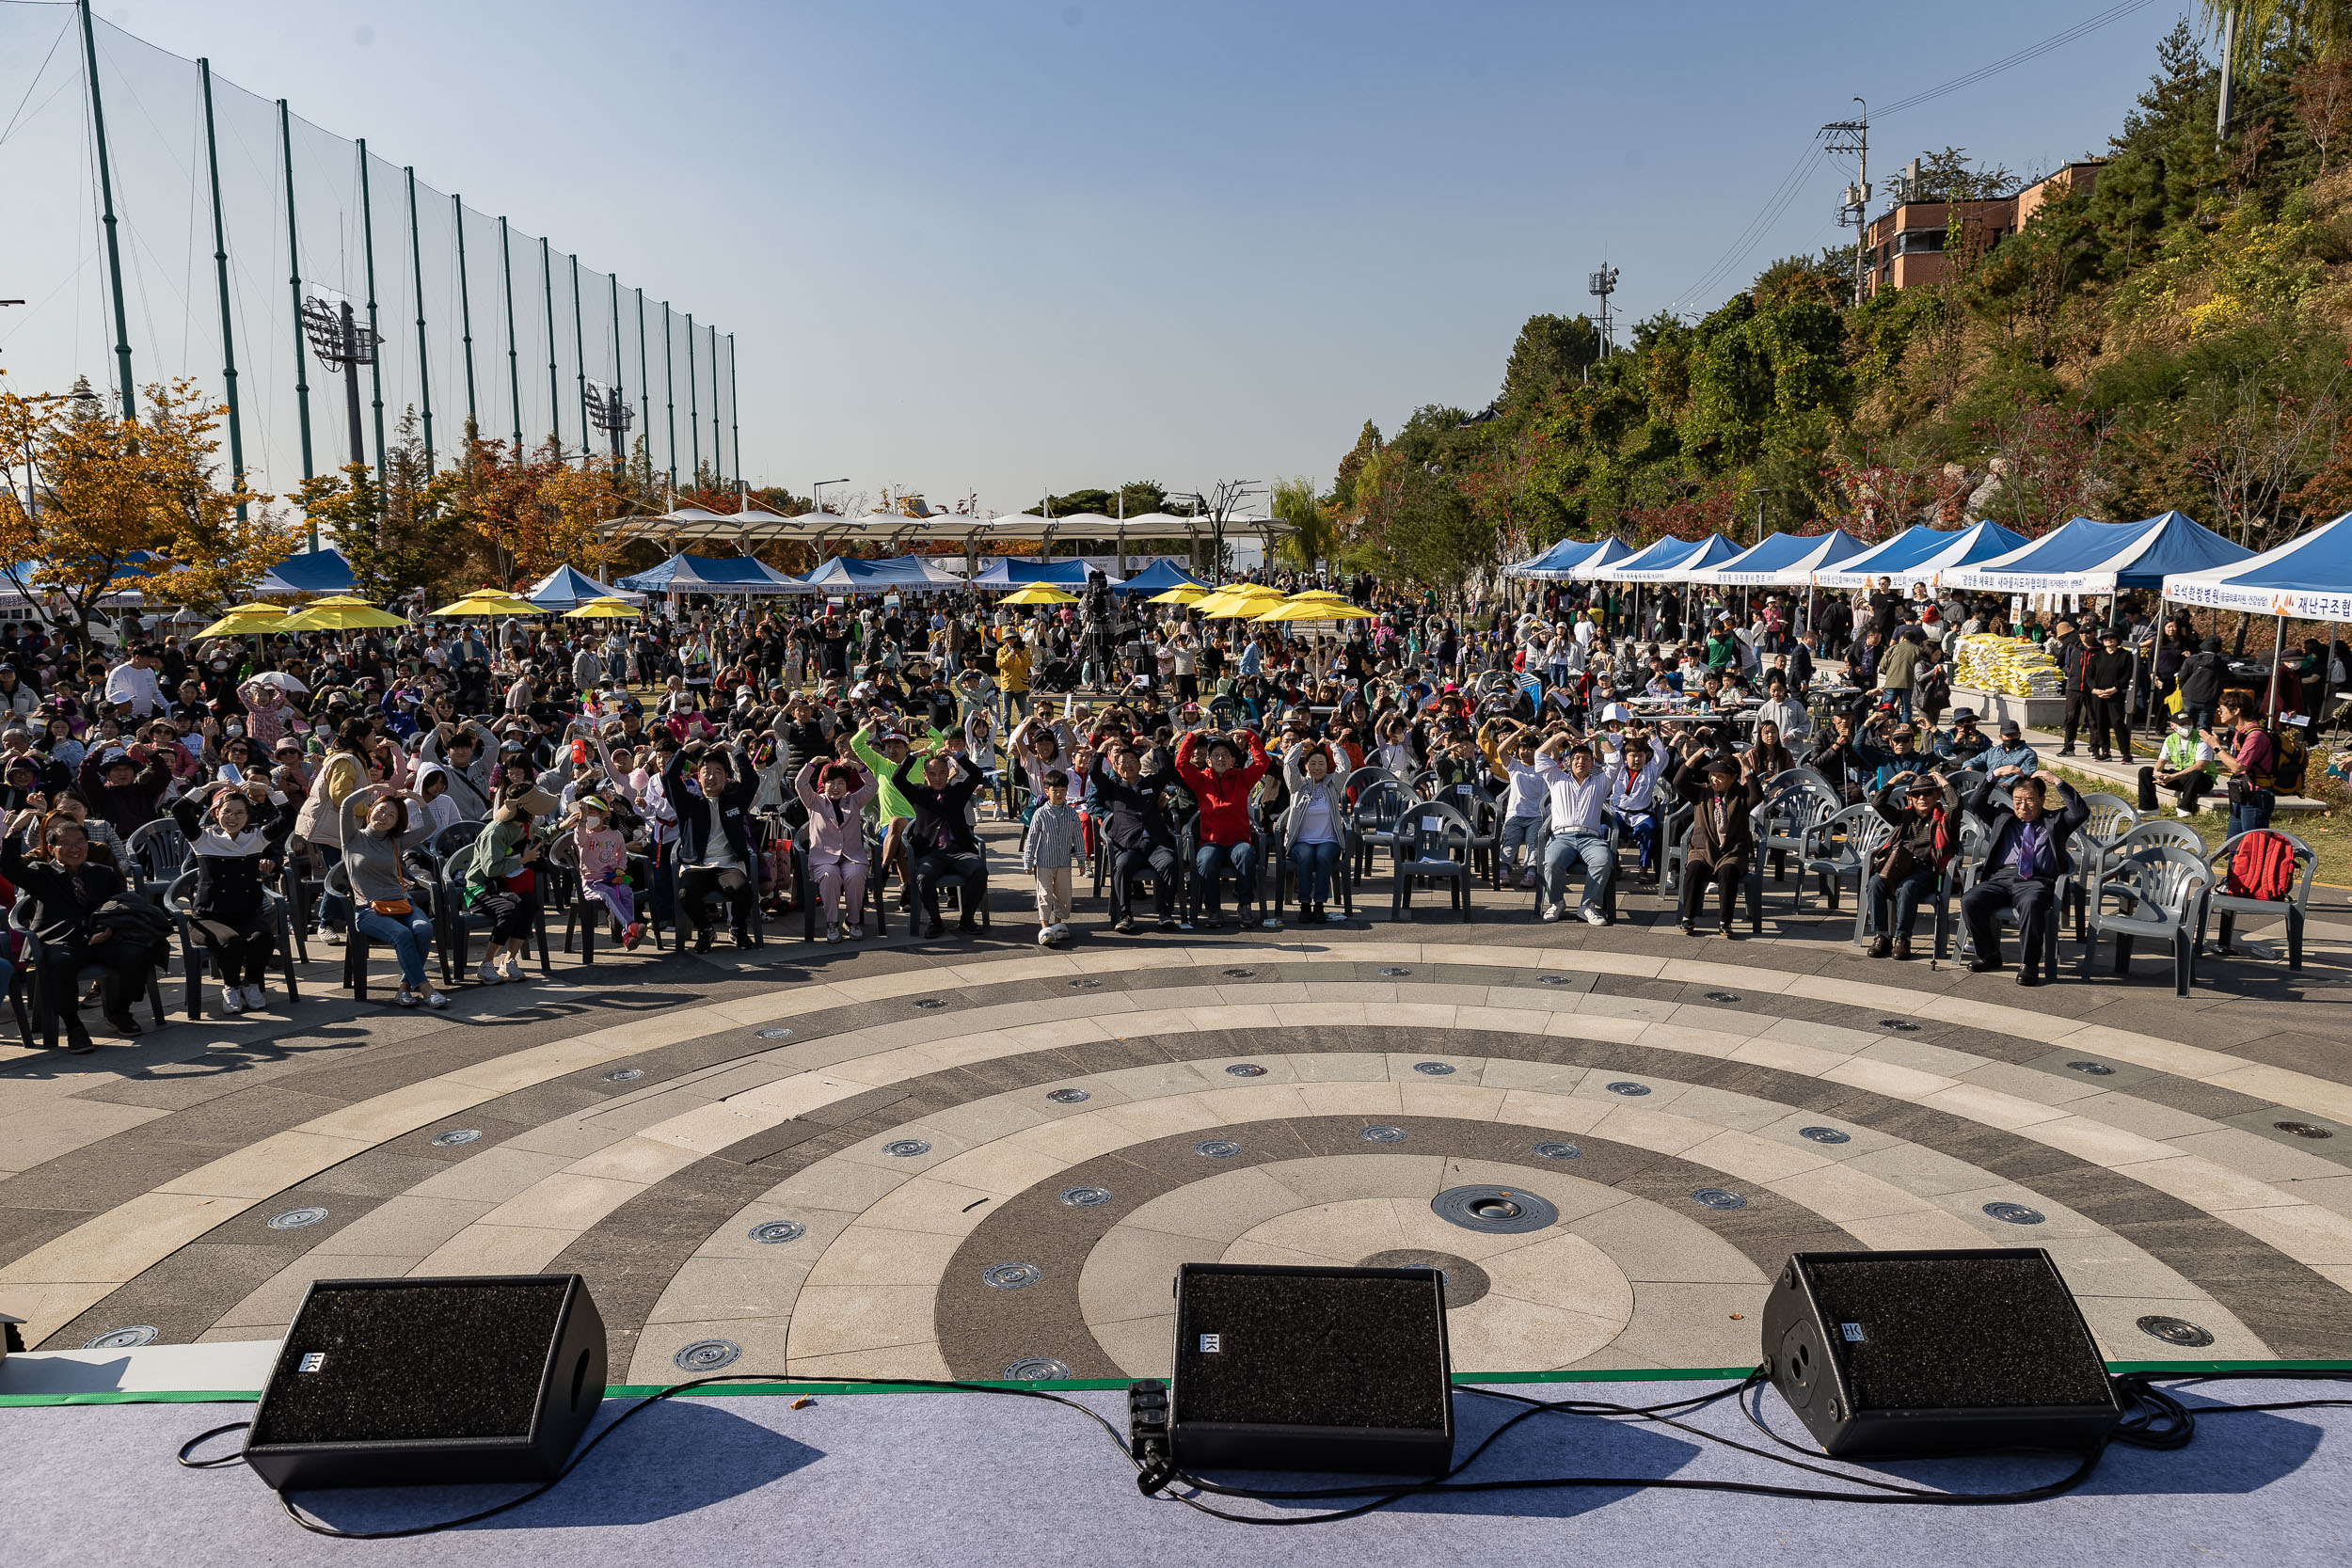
[1675, 129, 1830, 312]
[1877, 0, 2158, 119]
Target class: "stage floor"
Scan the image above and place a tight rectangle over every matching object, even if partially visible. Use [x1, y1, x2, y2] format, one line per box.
[5, 1373, 2350, 1567]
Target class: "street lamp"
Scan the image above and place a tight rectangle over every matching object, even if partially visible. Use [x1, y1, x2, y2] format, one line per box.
[812, 478, 849, 515]
[298, 287, 379, 473]
[584, 379, 633, 466]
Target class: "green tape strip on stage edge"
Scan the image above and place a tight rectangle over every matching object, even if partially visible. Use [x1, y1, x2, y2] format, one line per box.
[8, 1358, 2350, 1408]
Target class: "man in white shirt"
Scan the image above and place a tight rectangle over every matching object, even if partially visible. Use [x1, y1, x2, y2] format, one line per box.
[103, 645, 166, 719]
[1534, 730, 1618, 925]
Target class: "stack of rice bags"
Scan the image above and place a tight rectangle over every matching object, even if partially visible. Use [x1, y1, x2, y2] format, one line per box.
[1954, 633, 2063, 697]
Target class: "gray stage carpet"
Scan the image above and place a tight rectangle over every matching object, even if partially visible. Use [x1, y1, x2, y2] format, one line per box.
[4, 1376, 2348, 1567]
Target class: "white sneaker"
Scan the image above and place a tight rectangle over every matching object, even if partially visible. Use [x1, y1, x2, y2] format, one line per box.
[1582, 908, 1607, 927]
[218, 985, 244, 1016]
[1540, 904, 1564, 923]
[2175, 807, 2192, 818]
[1037, 927, 1056, 947]
[242, 984, 266, 1011]
[392, 987, 420, 1009]
[423, 990, 449, 1010]
[498, 954, 527, 982]
[477, 958, 504, 985]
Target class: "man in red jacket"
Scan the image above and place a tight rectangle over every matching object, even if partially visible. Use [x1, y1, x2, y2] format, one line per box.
[1174, 727, 1268, 928]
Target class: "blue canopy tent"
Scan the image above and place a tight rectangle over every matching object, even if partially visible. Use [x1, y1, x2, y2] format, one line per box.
[252, 546, 355, 597]
[1690, 530, 1867, 587]
[615, 552, 801, 594]
[2166, 512, 2352, 722]
[965, 558, 1120, 589]
[788, 556, 962, 594]
[524, 563, 644, 610]
[1603, 534, 1744, 583]
[1118, 559, 1210, 595]
[1503, 537, 1599, 579]
[1941, 512, 2249, 596]
[1813, 520, 2026, 590]
[1564, 537, 1636, 580]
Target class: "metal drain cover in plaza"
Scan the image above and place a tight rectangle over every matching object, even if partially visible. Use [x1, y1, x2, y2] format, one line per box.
[1799, 1126, 1851, 1145]
[1045, 1088, 1090, 1103]
[1003, 1358, 1071, 1381]
[1195, 1140, 1243, 1158]
[1412, 1062, 1455, 1075]
[2065, 1061, 2116, 1076]
[755, 1027, 794, 1039]
[266, 1207, 328, 1230]
[1225, 1064, 1266, 1077]
[603, 1068, 644, 1083]
[1691, 1188, 1749, 1210]
[1605, 1082, 1651, 1097]
[749, 1221, 806, 1244]
[2137, 1316, 2215, 1348]
[914, 998, 947, 1009]
[1433, 1185, 1558, 1234]
[1983, 1202, 2046, 1226]
[1360, 1125, 1407, 1143]
[430, 1129, 481, 1147]
[1358, 1249, 1491, 1307]
[1058, 1186, 1113, 1208]
[83, 1326, 157, 1350]
[2276, 1121, 2335, 1140]
[1379, 967, 1412, 977]
[983, 1263, 1041, 1291]
[1532, 1141, 1581, 1159]
[884, 1139, 931, 1158]
[674, 1339, 740, 1371]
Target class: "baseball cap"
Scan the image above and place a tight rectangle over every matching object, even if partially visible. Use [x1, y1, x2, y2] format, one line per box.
[1998, 719, 2022, 737]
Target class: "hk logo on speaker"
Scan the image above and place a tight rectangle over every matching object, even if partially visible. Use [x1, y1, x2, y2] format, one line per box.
[1199, 1334, 1223, 1354]
[1840, 1323, 1866, 1342]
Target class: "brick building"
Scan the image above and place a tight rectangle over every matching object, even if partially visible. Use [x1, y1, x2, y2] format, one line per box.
[1862, 161, 2103, 297]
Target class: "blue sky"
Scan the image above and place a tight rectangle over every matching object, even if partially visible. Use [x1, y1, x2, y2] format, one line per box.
[13, 1, 2195, 512]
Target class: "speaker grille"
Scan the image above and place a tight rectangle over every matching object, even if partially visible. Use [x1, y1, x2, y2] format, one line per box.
[1806, 1255, 2110, 1412]
[253, 1281, 568, 1446]
[1174, 1270, 1448, 1432]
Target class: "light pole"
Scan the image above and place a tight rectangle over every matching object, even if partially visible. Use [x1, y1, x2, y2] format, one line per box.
[298, 289, 380, 475]
[812, 478, 849, 515]
[584, 379, 634, 466]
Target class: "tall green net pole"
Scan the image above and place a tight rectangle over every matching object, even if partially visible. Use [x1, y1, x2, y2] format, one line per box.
[707, 322, 722, 493]
[635, 287, 651, 476]
[663, 302, 676, 490]
[729, 331, 740, 497]
[609, 274, 625, 452]
[500, 217, 522, 458]
[687, 311, 700, 485]
[570, 253, 587, 459]
[77, 0, 135, 418]
[405, 167, 435, 469]
[278, 99, 315, 544]
[540, 237, 560, 450]
[358, 140, 387, 478]
[199, 58, 246, 518]
[453, 197, 478, 435]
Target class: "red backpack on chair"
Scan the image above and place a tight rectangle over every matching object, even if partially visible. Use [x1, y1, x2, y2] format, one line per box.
[2225, 830, 2296, 903]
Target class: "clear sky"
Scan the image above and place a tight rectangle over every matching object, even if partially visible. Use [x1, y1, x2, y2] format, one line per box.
[8, 0, 2195, 514]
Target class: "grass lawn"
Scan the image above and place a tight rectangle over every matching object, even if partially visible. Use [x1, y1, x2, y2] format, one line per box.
[2041, 761, 2352, 893]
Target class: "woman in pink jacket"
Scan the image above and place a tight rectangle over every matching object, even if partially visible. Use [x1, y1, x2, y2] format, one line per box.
[796, 756, 877, 942]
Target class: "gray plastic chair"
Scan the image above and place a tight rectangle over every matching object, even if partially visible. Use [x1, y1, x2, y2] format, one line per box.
[2200, 829, 2318, 970]
[2067, 791, 2143, 939]
[1390, 800, 1474, 923]
[1794, 800, 1881, 917]
[2080, 846, 2212, 997]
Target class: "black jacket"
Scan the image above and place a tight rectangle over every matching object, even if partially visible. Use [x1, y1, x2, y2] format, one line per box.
[1963, 776, 2089, 881]
[1087, 756, 1181, 851]
[3, 837, 133, 947]
[172, 788, 283, 921]
[665, 746, 758, 865]
[892, 752, 983, 858]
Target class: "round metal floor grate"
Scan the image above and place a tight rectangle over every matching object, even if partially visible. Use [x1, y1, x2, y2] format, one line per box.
[749, 1221, 806, 1244]
[1532, 1141, 1581, 1160]
[2137, 1315, 2215, 1348]
[2276, 1121, 2335, 1140]
[1412, 1062, 1455, 1076]
[266, 1207, 328, 1230]
[1798, 1126, 1851, 1145]
[1070, 978, 1103, 990]
[1605, 1081, 1651, 1097]
[1045, 1088, 1090, 1103]
[1432, 1185, 1558, 1234]
[1003, 1358, 1071, 1381]
[1358, 1249, 1491, 1307]
[755, 1027, 795, 1040]
[83, 1326, 157, 1350]
[1224, 1064, 1266, 1077]
[1691, 1188, 1748, 1210]
[1059, 1185, 1113, 1208]
[1360, 1125, 1407, 1143]
[430, 1129, 481, 1148]
[983, 1262, 1041, 1291]
[673, 1339, 740, 1371]
[1537, 974, 1577, 986]
[884, 1139, 931, 1158]
[603, 1068, 644, 1083]
[1195, 1140, 1243, 1159]
[1983, 1202, 2046, 1226]
[2064, 1061, 2115, 1076]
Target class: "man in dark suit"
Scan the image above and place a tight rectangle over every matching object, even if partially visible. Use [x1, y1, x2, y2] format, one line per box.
[1960, 772, 2090, 986]
[1674, 755, 1756, 937]
[1, 815, 162, 1050]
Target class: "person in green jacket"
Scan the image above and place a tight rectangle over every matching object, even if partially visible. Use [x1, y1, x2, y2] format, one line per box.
[850, 718, 930, 911]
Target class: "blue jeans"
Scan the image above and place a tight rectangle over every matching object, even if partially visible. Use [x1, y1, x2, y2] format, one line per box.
[355, 907, 437, 988]
[1499, 815, 1543, 877]
[1193, 841, 1258, 911]
[1542, 831, 1612, 915]
[2229, 787, 2274, 838]
[1292, 839, 1341, 903]
[1865, 866, 1941, 937]
[313, 843, 347, 932]
[1885, 688, 1913, 722]
[1613, 809, 1660, 875]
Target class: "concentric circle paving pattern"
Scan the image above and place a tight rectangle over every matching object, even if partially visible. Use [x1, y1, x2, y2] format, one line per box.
[4, 906, 2349, 1390]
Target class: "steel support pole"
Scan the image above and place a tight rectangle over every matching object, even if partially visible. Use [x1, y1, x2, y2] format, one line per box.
[453, 197, 478, 435]
[609, 274, 625, 470]
[357, 140, 387, 477]
[636, 288, 652, 474]
[278, 100, 315, 542]
[198, 59, 246, 518]
[405, 166, 434, 468]
[500, 217, 522, 457]
[687, 311, 701, 484]
[77, 0, 135, 419]
[663, 304, 676, 489]
[541, 237, 561, 449]
[570, 254, 588, 458]
[728, 331, 740, 495]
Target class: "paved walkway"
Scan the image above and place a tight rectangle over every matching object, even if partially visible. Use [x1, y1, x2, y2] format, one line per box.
[4, 827, 2349, 1383]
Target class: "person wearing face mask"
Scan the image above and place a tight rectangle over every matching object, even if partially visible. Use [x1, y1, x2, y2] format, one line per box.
[338, 783, 446, 1009]
[796, 755, 876, 941]
[2141, 714, 2217, 817]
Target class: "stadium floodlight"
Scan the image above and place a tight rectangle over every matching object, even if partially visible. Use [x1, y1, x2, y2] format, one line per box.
[299, 288, 379, 470]
[584, 378, 634, 463]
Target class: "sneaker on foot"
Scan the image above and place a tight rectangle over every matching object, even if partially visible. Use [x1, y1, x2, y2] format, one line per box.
[242, 984, 266, 1010]
[1582, 908, 1606, 927]
[424, 990, 449, 1010]
[2175, 808, 2192, 818]
[1540, 904, 1563, 923]
[218, 985, 245, 1016]
[392, 987, 419, 1009]
[498, 954, 527, 982]
[477, 958, 504, 985]
[624, 922, 643, 948]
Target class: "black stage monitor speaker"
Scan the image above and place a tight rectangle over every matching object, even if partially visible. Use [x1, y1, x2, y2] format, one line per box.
[1762, 1249, 2120, 1458]
[1169, 1261, 1454, 1474]
[245, 1274, 607, 1490]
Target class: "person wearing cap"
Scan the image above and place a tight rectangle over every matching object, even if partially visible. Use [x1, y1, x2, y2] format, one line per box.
[2175, 635, 2227, 735]
[420, 718, 499, 820]
[2082, 626, 2137, 762]
[1174, 726, 1270, 928]
[563, 793, 642, 948]
[850, 715, 924, 910]
[1673, 753, 1754, 937]
[1865, 769, 1959, 960]
[1935, 708, 1991, 768]
[1966, 719, 2039, 783]
[2051, 619, 2090, 755]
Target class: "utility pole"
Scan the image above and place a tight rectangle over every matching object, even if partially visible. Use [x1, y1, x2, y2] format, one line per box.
[1587, 263, 1619, 357]
[198, 59, 246, 519]
[2216, 11, 2237, 147]
[1824, 100, 1869, 305]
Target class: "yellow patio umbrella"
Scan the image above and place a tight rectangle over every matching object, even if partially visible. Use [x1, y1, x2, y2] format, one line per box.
[1145, 585, 1209, 605]
[432, 588, 542, 617]
[279, 594, 410, 631]
[192, 603, 289, 638]
[1190, 582, 1283, 614]
[562, 596, 644, 619]
[1001, 584, 1079, 606]
[1253, 596, 1377, 623]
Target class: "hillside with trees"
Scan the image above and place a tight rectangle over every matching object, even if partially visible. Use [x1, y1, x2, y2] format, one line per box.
[1312, 18, 2352, 592]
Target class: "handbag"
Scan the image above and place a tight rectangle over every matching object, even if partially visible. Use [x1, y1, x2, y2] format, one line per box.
[370, 898, 413, 917]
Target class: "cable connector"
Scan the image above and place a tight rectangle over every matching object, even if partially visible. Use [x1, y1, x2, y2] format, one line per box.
[1128, 1379, 1175, 1495]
